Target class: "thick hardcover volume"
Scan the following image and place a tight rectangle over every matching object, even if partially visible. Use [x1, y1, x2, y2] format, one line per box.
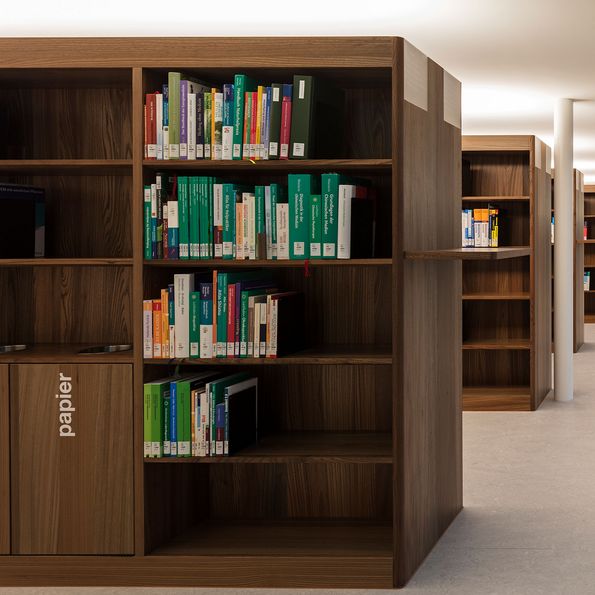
[235, 192, 245, 259]
[155, 175, 164, 259]
[150, 380, 169, 457]
[213, 91, 223, 160]
[290, 75, 345, 159]
[263, 87, 272, 160]
[167, 177, 179, 259]
[337, 184, 354, 259]
[196, 92, 205, 159]
[226, 283, 236, 357]
[213, 182, 224, 257]
[310, 193, 322, 258]
[152, 300, 162, 358]
[178, 176, 190, 259]
[199, 388, 209, 456]
[268, 84, 283, 159]
[321, 173, 348, 259]
[162, 84, 170, 160]
[170, 379, 178, 456]
[225, 377, 258, 455]
[266, 292, 306, 358]
[279, 84, 293, 159]
[143, 383, 151, 457]
[143, 300, 153, 358]
[200, 283, 214, 358]
[144, 186, 152, 259]
[289, 173, 319, 259]
[222, 83, 234, 160]
[204, 92, 212, 159]
[233, 74, 257, 159]
[255, 186, 267, 259]
[150, 183, 157, 259]
[167, 72, 181, 159]
[146, 93, 157, 159]
[189, 291, 200, 358]
[246, 192, 256, 260]
[276, 193, 290, 260]
[179, 80, 189, 159]
[161, 288, 170, 358]
[174, 273, 195, 358]
[156, 93, 163, 160]
[189, 176, 200, 258]
[239, 286, 275, 357]
[162, 384, 171, 456]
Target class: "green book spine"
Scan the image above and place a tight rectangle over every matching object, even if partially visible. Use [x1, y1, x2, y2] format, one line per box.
[178, 176, 190, 259]
[321, 173, 346, 259]
[204, 92, 212, 159]
[288, 173, 312, 259]
[144, 185, 152, 259]
[176, 380, 192, 457]
[143, 383, 152, 457]
[222, 183, 236, 259]
[289, 75, 313, 159]
[189, 176, 200, 259]
[162, 387, 171, 456]
[255, 185, 266, 259]
[309, 193, 322, 258]
[150, 384, 163, 458]
[216, 272, 227, 357]
[190, 291, 200, 358]
[233, 75, 257, 160]
[168, 72, 181, 158]
[239, 288, 269, 357]
[268, 83, 283, 159]
[208, 177, 214, 258]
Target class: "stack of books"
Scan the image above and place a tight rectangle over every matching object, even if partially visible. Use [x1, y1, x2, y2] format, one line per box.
[144, 173, 375, 261]
[462, 207, 499, 247]
[144, 72, 344, 161]
[144, 371, 258, 458]
[143, 272, 305, 360]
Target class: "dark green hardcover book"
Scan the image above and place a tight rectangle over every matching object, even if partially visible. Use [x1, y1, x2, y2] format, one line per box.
[178, 176, 190, 259]
[190, 291, 200, 358]
[309, 193, 322, 258]
[254, 185, 266, 259]
[289, 75, 344, 159]
[208, 177, 214, 257]
[268, 83, 283, 159]
[189, 176, 200, 259]
[198, 176, 208, 258]
[143, 383, 152, 457]
[233, 74, 257, 160]
[288, 174, 319, 259]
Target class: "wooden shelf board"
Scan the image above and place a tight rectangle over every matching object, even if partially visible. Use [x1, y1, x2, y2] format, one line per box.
[144, 432, 392, 464]
[462, 292, 530, 300]
[462, 195, 530, 202]
[405, 247, 530, 261]
[144, 344, 392, 366]
[0, 258, 133, 267]
[0, 343, 133, 363]
[579, 239, 595, 244]
[144, 258, 391, 268]
[143, 158, 392, 172]
[586, 314, 595, 323]
[0, 159, 132, 175]
[150, 521, 393, 558]
[463, 386, 532, 411]
[462, 338, 530, 350]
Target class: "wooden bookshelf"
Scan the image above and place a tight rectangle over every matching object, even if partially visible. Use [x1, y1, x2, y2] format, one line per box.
[584, 184, 595, 325]
[461, 135, 552, 411]
[0, 37, 462, 589]
[551, 169, 584, 352]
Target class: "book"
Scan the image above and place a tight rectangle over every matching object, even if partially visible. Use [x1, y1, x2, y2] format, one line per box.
[156, 92, 163, 160]
[585, 271, 591, 291]
[143, 383, 151, 457]
[233, 74, 257, 160]
[174, 273, 195, 358]
[262, 86, 271, 160]
[213, 181, 224, 258]
[212, 91, 223, 160]
[250, 91, 258, 159]
[143, 186, 152, 259]
[167, 177, 179, 259]
[187, 92, 196, 160]
[242, 91, 252, 160]
[167, 72, 182, 158]
[196, 92, 205, 159]
[255, 85, 264, 160]
[321, 173, 349, 258]
[276, 191, 290, 260]
[143, 300, 153, 358]
[309, 193, 322, 258]
[255, 186, 266, 259]
[161, 288, 169, 358]
[168, 283, 175, 358]
[150, 183, 158, 258]
[268, 83, 283, 159]
[204, 92, 212, 159]
[266, 291, 305, 358]
[177, 176, 190, 258]
[189, 176, 200, 258]
[145, 93, 157, 159]
[152, 300, 162, 358]
[279, 84, 292, 159]
[288, 173, 319, 259]
[224, 377, 258, 455]
[222, 83, 234, 160]
[200, 282, 214, 358]
[189, 291, 200, 358]
[162, 84, 169, 160]
[222, 183, 239, 259]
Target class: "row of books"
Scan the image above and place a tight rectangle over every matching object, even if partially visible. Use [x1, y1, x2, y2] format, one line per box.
[144, 371, 257, 458]
[144, 72, 343, 161]
[144, 173, 375, 261]
[462, 207, 499, 248]
[585, 271, 591, 291]
[551, 216, 589, 243]
[143, 272, 305, 360]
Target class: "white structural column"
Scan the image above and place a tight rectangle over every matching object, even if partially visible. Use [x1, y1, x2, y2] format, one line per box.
[554, 98, 574, 401]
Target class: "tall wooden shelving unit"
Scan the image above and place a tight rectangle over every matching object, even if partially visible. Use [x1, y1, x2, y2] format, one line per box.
[460, 136, 552, 411]
[583, 184, 595, 323]
[0, 37, 462, 588]
[551, 169, 584, 352]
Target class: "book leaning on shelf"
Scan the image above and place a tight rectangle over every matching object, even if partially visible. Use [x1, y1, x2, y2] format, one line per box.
[144, 372, 258, 458]
[143, 272, 305, 360]
[144, 173, 376, 261]
[462, 206, 499, 248]
[144, 72, 344, 161]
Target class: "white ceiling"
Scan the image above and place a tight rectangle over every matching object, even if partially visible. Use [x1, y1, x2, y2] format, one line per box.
[5, 0, 595, 180]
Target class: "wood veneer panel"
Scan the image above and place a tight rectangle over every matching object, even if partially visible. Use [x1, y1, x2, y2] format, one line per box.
[463, 350, 530, 387]
[463, 258, 530, 295]
[0, 365, 8, 554]
[462, 135, 533, 152]
[10, 364, 133, 554]
[462, 387, 531, 411]
[144, 158, 392, 171]
[463, 300, 530, 343]
[0, 343, 132, 363]
[406, 246, 530, 260]
[463, 152, 530, 197]
[396, 47, 462, 586]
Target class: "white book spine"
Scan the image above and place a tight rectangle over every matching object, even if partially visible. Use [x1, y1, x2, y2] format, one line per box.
[156, 93, 163, 160]
[265, 186, 273, 259]
[482, 220, 489, 248]
[242, 193, 251, 259]
[200, 322, 213, 359]
[187, 93, 197, 160]
[461, 211, 466, 247]
[337, 185, 354, 259]
[143, 300, 153, 358]
[248, 193, 256, 260]
[213, 92, 223, 160]
[259, 301, 267, 356]
[214, 183, 223, 258]
[474, 220, 481, 248]
[276, 203, 289, 260]
[174, 273, 194, 358]
[163, 126, 169, 160]
[253, 301, 260, 358]
[268, 298, 279, 358]
[150, 183, 158, 222]
[222, 125, 233, 160]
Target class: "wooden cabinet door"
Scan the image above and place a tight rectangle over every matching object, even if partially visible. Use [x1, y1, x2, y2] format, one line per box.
[10, 364, 134, 555]
[0, 365, 8, 554]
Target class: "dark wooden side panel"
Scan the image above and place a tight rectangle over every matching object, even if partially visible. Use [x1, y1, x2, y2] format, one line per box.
[0, 365, 8, 554]
[575, 171, 585, 351]
[532, 139, 552, 409]
[10, 364, 134, 554]
[395, 44, 462, 586]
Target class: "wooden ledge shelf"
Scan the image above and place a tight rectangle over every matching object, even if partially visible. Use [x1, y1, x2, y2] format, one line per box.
[579, 239, 595, 244]
[0, 159, 133, 174]
[463, 386, 532, 411]
[0, 258, 133, 267]
[144, 344, 392, 366]
[463, 292, 530, 300]
[586, 314, 595, 323]
[143, 158, 392, 172]
[144, 258, 391, 268]
[405, 247, 530, 260]
[462, 195, 530, 202]
[0, 343, 133, 363]
[144, 432, 392, 464]
[462, 338, 530, 350]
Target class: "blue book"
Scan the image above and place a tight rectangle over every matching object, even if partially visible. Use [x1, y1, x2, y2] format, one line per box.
[170, 379, 178, 456]
[223, 83, 234, 160]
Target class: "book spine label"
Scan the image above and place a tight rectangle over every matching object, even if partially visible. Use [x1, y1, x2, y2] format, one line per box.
[226, 283, 236, 357]
[276, 203, 290, 260]
[178, 176, 190, 258]
[156, 93, 163, 160]
[222, 184, 235, 259]
[213, 182, 223, 258]
[168, 72, 181, 158]
[249, 91, 258, 159]
[187, 93, 197, 160]
[174, 273, 193, 358]
[168, 283, 175, 358]
[162, 84, 169, 160]
[310, 193, 322, 258]
[322, 173, 339, 258]
[143, 384, 151, 457]
[216, 272, 227, 357]
[255, 85, 264, 160]
[337, 185, 354, 259]
[150, 386, 162, 457]
[222, 83, 234, 160]
[179, 80, 188, 159]
[279, 84, 292, 159]
[289, 174, 310, 259]
[170, 382, 177, 456]
[189, 291, 200, 358]
[213, 91, 223, 160]
[200, 282, 214, 358]
[152, 300, 162, 358]
[233, 75, 245, 159]
[196, 92, 204, 158]
[143, 300, 153, 358]
[144, 186, 152, 259]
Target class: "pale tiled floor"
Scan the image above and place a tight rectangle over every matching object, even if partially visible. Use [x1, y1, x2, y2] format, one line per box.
[4, 328, 595, 594]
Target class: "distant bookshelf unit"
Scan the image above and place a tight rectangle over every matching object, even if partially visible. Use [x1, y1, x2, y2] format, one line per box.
[583, 184, 595, 323]
[461, 136, 552, 411]
[0, 37, 462, 589]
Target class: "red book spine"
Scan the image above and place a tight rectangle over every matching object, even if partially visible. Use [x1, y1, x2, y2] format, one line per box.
[146, 93, 158, 159]
[279, 97, 292, 160]
[226, 283, 236, 358]
[234, 282, 241, 357]
[143, 103, 148, 159]
[250, 91, 258, 159]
